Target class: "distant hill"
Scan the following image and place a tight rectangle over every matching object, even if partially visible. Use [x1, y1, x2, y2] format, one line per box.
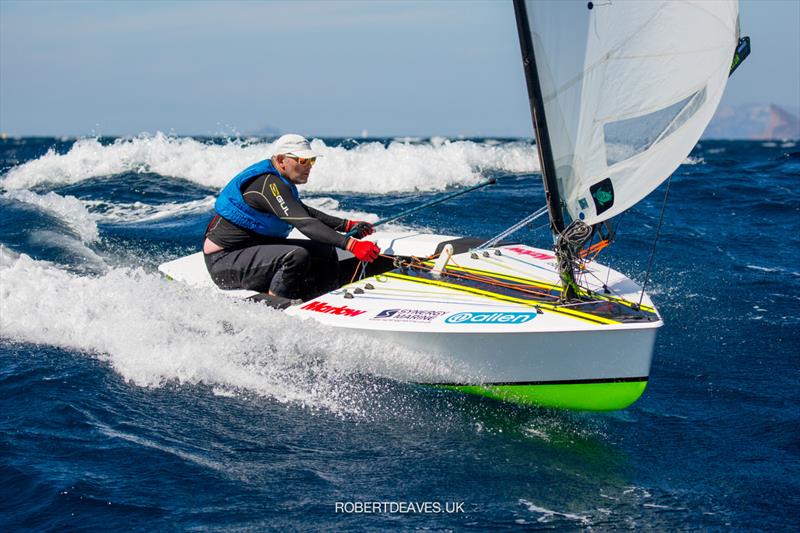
[704, 103, 800, 140]
[247, 124, 281, 137]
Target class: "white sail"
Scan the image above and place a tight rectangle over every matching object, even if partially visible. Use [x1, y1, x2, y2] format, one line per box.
[522, 0, 739, 225]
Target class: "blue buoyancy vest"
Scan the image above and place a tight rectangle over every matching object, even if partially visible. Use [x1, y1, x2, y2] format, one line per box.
[214, 159, 300, 238]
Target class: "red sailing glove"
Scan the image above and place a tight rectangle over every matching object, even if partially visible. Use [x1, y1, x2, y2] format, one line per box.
[346, 238, 380, 263]
[344, 219, 375, 238]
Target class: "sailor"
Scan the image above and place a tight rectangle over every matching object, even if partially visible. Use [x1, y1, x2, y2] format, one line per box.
[203, 134, 380, 304]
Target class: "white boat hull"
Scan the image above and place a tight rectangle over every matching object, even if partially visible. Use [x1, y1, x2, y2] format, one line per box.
[359, 327, 656, 384]
[159, 230, 662, 410]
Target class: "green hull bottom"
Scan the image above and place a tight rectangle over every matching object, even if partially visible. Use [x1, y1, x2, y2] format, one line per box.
[441, 380, 649, 411]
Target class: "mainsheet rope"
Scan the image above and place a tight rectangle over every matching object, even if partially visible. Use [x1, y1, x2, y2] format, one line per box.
[345, 177, 498, 238]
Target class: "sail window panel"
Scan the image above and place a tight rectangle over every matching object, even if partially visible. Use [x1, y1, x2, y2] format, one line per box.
[604, 88, 707, 166]
[658, 87, 707, 143]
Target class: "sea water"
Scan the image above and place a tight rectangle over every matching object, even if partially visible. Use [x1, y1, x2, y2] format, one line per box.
[1, 135, 798, 530]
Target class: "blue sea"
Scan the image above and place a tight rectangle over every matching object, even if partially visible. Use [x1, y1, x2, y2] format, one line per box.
[1, 135, 798, 530]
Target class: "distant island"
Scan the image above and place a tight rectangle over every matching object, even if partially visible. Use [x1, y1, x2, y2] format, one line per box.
[246, 105, 799, 141]
[703, 103, 800, 140]
[2, 107, 797, 141]
[247, 124, 281, 137]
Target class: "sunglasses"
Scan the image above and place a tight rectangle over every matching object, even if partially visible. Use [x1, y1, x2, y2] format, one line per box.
[285, 155, 317, 167]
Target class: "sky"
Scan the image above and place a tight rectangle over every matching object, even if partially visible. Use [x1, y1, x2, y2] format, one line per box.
[1, 0, 798, 138]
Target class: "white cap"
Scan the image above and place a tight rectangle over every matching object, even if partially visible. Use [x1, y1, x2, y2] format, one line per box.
[271, 134, 320, 159]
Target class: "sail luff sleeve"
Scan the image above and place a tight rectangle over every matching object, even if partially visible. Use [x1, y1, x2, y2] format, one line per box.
[513, 0, 565, 235]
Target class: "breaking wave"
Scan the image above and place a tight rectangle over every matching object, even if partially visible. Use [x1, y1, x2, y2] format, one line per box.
[3, 189, 100, 242]
[0, 249, 467, 415]
[0, 133, 539, 193]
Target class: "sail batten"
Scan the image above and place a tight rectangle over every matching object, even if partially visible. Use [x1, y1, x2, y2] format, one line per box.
[517, 0, 739, 226]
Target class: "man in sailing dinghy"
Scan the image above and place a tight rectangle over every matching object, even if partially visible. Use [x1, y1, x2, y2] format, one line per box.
[203, 134, 380, 306]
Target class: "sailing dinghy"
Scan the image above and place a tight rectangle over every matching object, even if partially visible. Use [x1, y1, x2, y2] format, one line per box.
[160, 0, 745, 410]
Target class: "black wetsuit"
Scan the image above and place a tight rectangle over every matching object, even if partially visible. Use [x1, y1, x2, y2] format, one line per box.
[204, 173, 349, 300]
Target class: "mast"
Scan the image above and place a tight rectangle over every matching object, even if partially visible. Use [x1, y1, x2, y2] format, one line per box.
[514, 0, 582, 300]
[512, 0, 565, 235]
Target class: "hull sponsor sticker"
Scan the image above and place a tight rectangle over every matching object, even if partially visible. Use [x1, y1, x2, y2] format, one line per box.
[505, 246, 554, 260]
[445, 311, 537, 324]
[301, 301, 366, 317]
[372, 309, 446, 322]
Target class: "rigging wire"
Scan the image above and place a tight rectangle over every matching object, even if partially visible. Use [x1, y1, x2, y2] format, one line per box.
[345, 177, 498, 238]
[476, 205, 548, 250]
[604, 211, 628, 289]
[637, 176, 673, 308]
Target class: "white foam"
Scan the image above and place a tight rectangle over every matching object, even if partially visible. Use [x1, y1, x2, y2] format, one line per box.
[298, 197, 376, 224]
[0, 245, 15, 264]
[93, 418, 230, 474]
[745, 264, 780, 273]
[299, 197, 414, 233]
[27, 230, 108, 273]
[84, 195, 413, 234]
[4, 187, 413, 262]
[86, 196, 216, 224]
[622, 486, 652, 498]
[0, 133, 262, 191]
[0, 250, 466, 415]
[4, 190, 99, 242]
[1, 133, 539, 194]
[4, 190, 401, 239]
[519, 499, 592, 526]
[521, 426, 551, 442]
[308, 138, 537, 193]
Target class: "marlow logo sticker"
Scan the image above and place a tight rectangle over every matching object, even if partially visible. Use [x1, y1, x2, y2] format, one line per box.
[505, 246, 554, 260]
[301, 301, 367, 317]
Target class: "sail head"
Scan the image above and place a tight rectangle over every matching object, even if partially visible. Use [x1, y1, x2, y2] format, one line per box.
[518, 0, 739, 226]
